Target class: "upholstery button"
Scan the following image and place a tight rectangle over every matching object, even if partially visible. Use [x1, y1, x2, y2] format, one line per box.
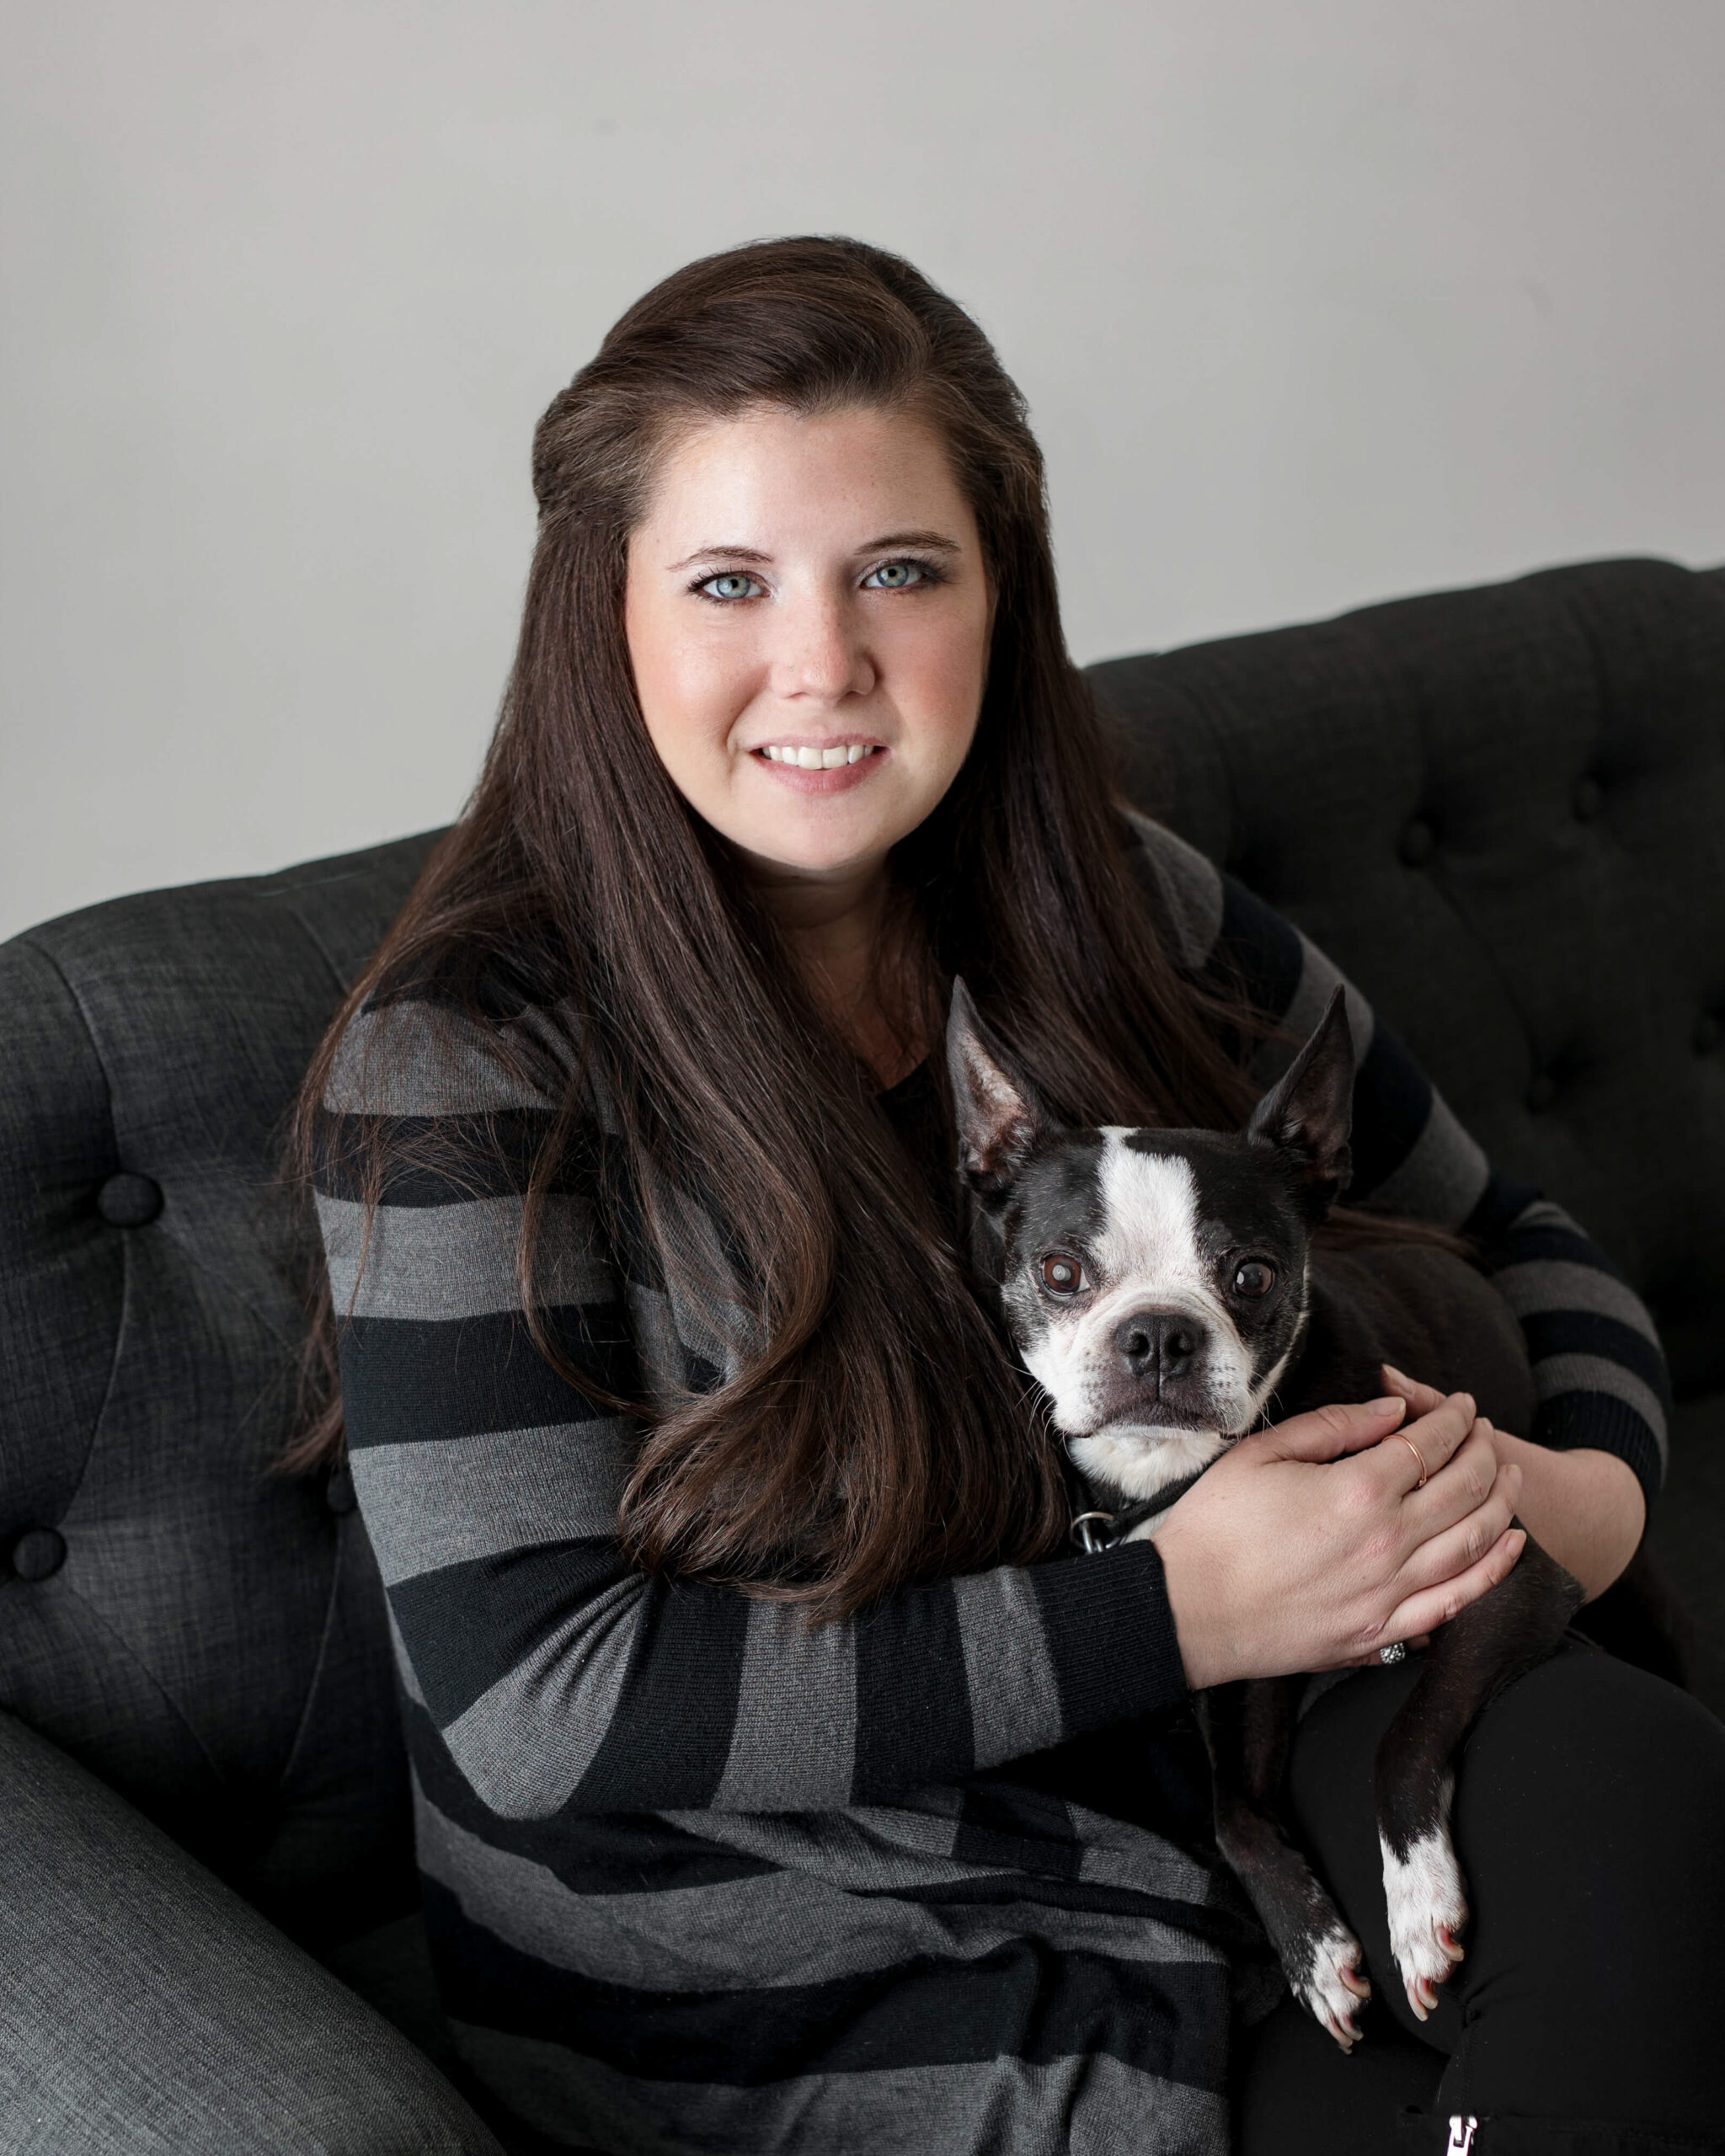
[1696, 1013, 1723, 1055]
[1398, 818, 1436, 867]
[10, 1528, 67, 1581]
[325, 1462, 357, 1516]
[97, 1172, 163, 1226]
[1525, 1074, 1558, 1113]
[1572, 776, 1604, 820]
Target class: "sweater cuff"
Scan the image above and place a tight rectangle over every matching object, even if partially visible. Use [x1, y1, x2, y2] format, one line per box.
[1533, 1390, 1666, 1511]
[1028, 1539, 1191, 1737]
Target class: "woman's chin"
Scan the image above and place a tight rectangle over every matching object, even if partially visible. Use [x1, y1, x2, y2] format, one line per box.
[723, 808, 917, 885]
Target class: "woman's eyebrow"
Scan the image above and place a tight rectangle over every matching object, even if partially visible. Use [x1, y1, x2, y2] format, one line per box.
[665, 530, 965, 573]
[859, 530, 963, 555]
[666, 544, 772, 571]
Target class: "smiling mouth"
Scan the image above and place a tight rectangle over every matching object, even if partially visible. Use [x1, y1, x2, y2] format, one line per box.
[753, 742, 884, 769]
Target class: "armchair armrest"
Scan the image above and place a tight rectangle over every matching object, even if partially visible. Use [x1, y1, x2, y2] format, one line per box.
[0, 1709, 503, 2154]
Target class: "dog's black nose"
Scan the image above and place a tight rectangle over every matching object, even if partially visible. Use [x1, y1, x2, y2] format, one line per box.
[1115, 1310, 1202, 1381]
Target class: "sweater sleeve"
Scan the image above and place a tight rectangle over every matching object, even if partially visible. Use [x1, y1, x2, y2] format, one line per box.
[313, 990, 1188, 1824]
[1127, 811, 1671, 1507]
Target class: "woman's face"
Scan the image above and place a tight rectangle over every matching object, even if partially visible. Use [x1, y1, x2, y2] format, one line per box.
[624, 403, 992, 889]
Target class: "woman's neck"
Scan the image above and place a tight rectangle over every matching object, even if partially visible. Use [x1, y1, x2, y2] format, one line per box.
[745, 858, 927, 1090]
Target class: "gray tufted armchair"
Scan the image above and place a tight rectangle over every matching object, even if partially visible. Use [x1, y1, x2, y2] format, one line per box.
[3, 556, 1721, 2150]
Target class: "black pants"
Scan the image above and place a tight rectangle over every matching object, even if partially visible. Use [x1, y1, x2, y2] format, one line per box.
[1233, 1644, 1725, 2152]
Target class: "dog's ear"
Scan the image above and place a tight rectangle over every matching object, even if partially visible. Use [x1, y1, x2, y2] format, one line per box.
[946, 979, 1049, 1197]
[1245, 985, 1355, 1214]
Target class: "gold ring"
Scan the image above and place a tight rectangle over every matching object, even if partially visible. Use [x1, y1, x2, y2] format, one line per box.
[1393, 1433, 1429, 1490]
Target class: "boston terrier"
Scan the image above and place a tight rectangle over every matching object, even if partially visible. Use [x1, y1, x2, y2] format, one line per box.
[946, 979, 1584, 2048]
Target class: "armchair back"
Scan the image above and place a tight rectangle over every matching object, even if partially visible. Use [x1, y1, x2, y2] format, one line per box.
[3, 556, 1720, 1934]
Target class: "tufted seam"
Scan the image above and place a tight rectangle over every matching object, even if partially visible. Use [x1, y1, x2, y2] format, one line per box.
[1164, 675, 1244, 867]
[275, 889, 381, 1001]
[272, 1509, 354, 1798]
[240, 899, 374, 1412]
[1186, 627, 1539, 1057]
[44, 1572, 230, 1795]
[34, 905, 355, 1353]
[1378, 617, 1566, 1089]
[1555, 581, 1625, 781]
[15, 937, 131, 1513]
[16, 921, 340, 1777]
[1390, 583, 1658, 1096]
[14, 932, 301, 1349]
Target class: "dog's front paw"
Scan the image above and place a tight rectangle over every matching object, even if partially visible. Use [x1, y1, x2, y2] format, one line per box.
[1291, 1920, 1372, 2051]
[1381, 1825, 1469, 2020]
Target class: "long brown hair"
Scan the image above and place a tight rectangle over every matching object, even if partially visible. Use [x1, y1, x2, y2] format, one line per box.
[286, 235, 1261, 1619]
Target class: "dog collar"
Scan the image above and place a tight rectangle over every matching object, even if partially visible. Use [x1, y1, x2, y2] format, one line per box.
[1070, 1465, 1211, 1553]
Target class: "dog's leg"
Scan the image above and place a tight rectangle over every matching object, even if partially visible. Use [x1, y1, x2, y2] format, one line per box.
[1202, 1676, 1372, 2049]
[1375, 1534, 1584, 2019]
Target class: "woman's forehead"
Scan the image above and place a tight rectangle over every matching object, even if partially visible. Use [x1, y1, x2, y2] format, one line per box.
[632, 403, 976, 557]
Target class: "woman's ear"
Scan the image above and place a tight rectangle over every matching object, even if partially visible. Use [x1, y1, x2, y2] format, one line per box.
[1244, 984, 1355, 1211]
[946, 979, 1048, 1193]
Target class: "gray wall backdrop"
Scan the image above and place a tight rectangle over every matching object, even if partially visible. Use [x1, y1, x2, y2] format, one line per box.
[4, 0, 1723, 942]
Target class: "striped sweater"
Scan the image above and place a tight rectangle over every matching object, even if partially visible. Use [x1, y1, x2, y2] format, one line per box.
[312, 814, 1669, 2155]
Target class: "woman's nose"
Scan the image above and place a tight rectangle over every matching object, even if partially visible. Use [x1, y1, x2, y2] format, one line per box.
[771, 595, 876, 702]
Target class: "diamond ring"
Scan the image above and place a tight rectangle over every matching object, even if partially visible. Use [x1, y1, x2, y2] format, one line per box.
[1379, 1641, 1407, 1665]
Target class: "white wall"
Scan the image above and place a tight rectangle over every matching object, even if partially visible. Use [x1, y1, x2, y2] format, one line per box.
[4, 0, 1722, 941]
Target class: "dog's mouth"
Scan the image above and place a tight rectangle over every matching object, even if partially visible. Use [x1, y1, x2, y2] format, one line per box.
[1089, 1417, 1228, 1446]
[1087, 1382, 1248, 1441]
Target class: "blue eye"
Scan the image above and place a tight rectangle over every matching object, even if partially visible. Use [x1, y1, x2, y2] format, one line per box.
[698, 572, 762, 601]
[862, 559, 928, 590]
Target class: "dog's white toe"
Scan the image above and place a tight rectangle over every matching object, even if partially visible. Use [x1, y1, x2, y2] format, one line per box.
[1381, 1824, 1469, 2020]
[1294, 1920, 1371, 2050]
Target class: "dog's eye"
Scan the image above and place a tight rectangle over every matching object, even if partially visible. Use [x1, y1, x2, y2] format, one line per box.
[1040, 1253, 1087, 1295]
[1232, 1259, 1277, 1299]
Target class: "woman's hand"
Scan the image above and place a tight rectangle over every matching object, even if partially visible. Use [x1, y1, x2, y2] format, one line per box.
[1378, 1365, 1646, 1603]
[1151, 1391, 1525, 1690]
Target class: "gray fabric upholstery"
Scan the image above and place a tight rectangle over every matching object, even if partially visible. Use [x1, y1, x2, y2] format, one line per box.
[0, 1707, 502, 2153]
[0, 555, 1719, 2135]
[0, 837, 435, 1951]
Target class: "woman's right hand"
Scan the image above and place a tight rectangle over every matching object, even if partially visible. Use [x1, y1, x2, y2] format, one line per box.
[1150, 1391, 1525, 1690]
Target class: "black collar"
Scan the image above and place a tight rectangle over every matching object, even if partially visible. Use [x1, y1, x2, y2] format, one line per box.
[1070, 1463, 1213, 1553]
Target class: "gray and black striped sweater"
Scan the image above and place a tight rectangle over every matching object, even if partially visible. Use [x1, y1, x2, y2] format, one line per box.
[313, 814, 1669, 2155]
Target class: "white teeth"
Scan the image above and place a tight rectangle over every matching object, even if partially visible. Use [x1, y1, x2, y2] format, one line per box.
[757, 744, 878, 766]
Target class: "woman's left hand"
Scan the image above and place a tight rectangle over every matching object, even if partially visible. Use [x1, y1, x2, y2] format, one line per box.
[1379, 1364, 1647, 1603]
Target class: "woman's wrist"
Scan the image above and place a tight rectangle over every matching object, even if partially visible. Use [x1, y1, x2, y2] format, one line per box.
[1151, 1513, 1236, 1692]
[1490, 1432, 1645, 1602]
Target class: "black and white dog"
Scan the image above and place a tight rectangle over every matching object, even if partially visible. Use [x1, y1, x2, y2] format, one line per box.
[946, 980, 1583, 2048]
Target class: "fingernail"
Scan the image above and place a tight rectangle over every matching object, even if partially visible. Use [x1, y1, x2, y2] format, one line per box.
[1381, 1364, 1407, 1382]
[1368, 1396, 1402, 1414]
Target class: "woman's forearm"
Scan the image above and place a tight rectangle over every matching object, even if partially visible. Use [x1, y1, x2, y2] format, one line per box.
[1489, 1433, 1645, 1603]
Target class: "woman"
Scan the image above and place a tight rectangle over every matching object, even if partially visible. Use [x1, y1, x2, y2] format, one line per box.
[296, 237, 1725, 2153]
